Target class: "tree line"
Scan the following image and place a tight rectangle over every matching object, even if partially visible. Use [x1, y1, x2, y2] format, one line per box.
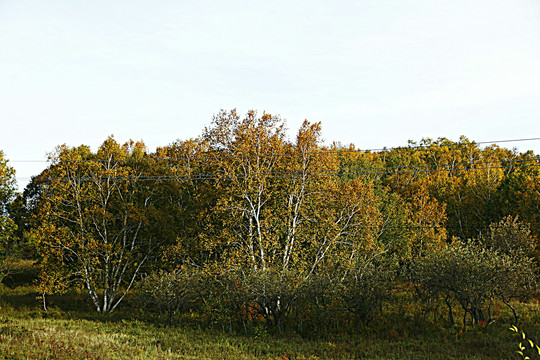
[1, 109, 539, 331]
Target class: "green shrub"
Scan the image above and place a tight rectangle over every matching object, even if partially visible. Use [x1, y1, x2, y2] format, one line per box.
[410, 242, 536, 325]
[138, 267, 203, 325]
[337, 256, 397, 325]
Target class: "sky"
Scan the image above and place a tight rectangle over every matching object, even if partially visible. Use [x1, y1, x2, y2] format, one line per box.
[1, 0, 539, 189]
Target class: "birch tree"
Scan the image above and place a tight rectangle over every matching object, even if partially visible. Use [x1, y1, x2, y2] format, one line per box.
[35, 137, 159, 312]
[202, 110, 382, 329]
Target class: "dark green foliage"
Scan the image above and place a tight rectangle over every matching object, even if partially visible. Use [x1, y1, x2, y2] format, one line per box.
[5, 118, 540, 351]
[2, 257, 540, 359]
[238, 268, 308, 332]
[338, 255, 397, 325]
[0, 150, 16, 284]
[138, 267, 203, 325]
[410, 242, 537, 325]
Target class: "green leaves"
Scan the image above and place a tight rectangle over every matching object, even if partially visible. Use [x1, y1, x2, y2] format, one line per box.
[411, 241, 537, 326]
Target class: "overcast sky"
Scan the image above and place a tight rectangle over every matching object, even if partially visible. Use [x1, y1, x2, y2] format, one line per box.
[1, 0, 539, 188]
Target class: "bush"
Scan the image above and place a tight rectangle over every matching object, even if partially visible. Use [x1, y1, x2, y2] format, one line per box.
[337, 256, 397, 325]
[237, 268, 308, 332]
[410, 242, 536, 326]
[138, 267, 203, 325]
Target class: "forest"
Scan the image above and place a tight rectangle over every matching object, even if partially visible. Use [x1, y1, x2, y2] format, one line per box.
[1, 109, 540, 359]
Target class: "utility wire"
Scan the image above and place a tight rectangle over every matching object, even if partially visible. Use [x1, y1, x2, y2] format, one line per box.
[10, 137, 540, 164]
[19, 149, 540, 176]
[35, 160, 540, 183]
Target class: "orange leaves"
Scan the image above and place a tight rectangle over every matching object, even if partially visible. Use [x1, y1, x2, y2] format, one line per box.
[195, 110, 390, 278]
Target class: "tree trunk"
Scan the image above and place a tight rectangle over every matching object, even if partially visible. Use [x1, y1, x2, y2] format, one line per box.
[445, 296, 454, 326]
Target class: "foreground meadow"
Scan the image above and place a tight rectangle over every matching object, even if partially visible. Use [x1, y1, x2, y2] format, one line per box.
[1, 265, 539, 360]
[2, 305, 537, 360]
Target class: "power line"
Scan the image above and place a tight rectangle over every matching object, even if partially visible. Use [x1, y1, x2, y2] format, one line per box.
[34, 159, 540, 183]
[10, 137, 540, 164]
[16, 157, 540, 181]
[476, 137, 540, 145]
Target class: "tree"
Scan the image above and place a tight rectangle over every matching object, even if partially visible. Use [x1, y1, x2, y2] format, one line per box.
[338, 252, 397, 325]
[381, 137, 523, 241]
[481, 215, 537, 257]
[491, 155, 540, 240]
[150, 138, 220, 267]
[410, 241, 536, 326]
[34, 137, 161, 312]
[381, 141, 449, 253]
[199, 110, 383, 330]
[0, 150, 17, 283]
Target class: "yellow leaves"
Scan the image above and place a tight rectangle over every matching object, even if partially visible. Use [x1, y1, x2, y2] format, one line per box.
[122, 139, 147, 159]
[198, 111, 393, 275]
[399, 182, 448, 256]
[33, 137, 160, 311]
[296, 120, 322, 152]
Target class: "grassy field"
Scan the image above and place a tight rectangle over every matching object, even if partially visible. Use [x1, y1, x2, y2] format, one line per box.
[1, 262, 539, 359]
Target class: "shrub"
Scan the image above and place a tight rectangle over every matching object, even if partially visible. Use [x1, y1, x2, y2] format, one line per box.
[482, 216, 537, 257]
[138, 267, 203, 325]
[337, 256, 397, 325]
[238, 267, 308, 332]
[410, 242, 536, 326]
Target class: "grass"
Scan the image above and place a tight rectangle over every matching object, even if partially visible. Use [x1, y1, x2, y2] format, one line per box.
[0, 261, 539, 359]
[0, 308, 527, 360]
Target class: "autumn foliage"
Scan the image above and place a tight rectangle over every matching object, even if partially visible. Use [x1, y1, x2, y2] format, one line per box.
[0, 109, 539, 333]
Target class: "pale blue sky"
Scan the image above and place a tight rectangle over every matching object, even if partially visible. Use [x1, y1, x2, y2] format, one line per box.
[1, 0, 539, 188]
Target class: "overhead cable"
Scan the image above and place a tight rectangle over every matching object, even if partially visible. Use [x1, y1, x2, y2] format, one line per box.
[10, 137, 540, 164]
